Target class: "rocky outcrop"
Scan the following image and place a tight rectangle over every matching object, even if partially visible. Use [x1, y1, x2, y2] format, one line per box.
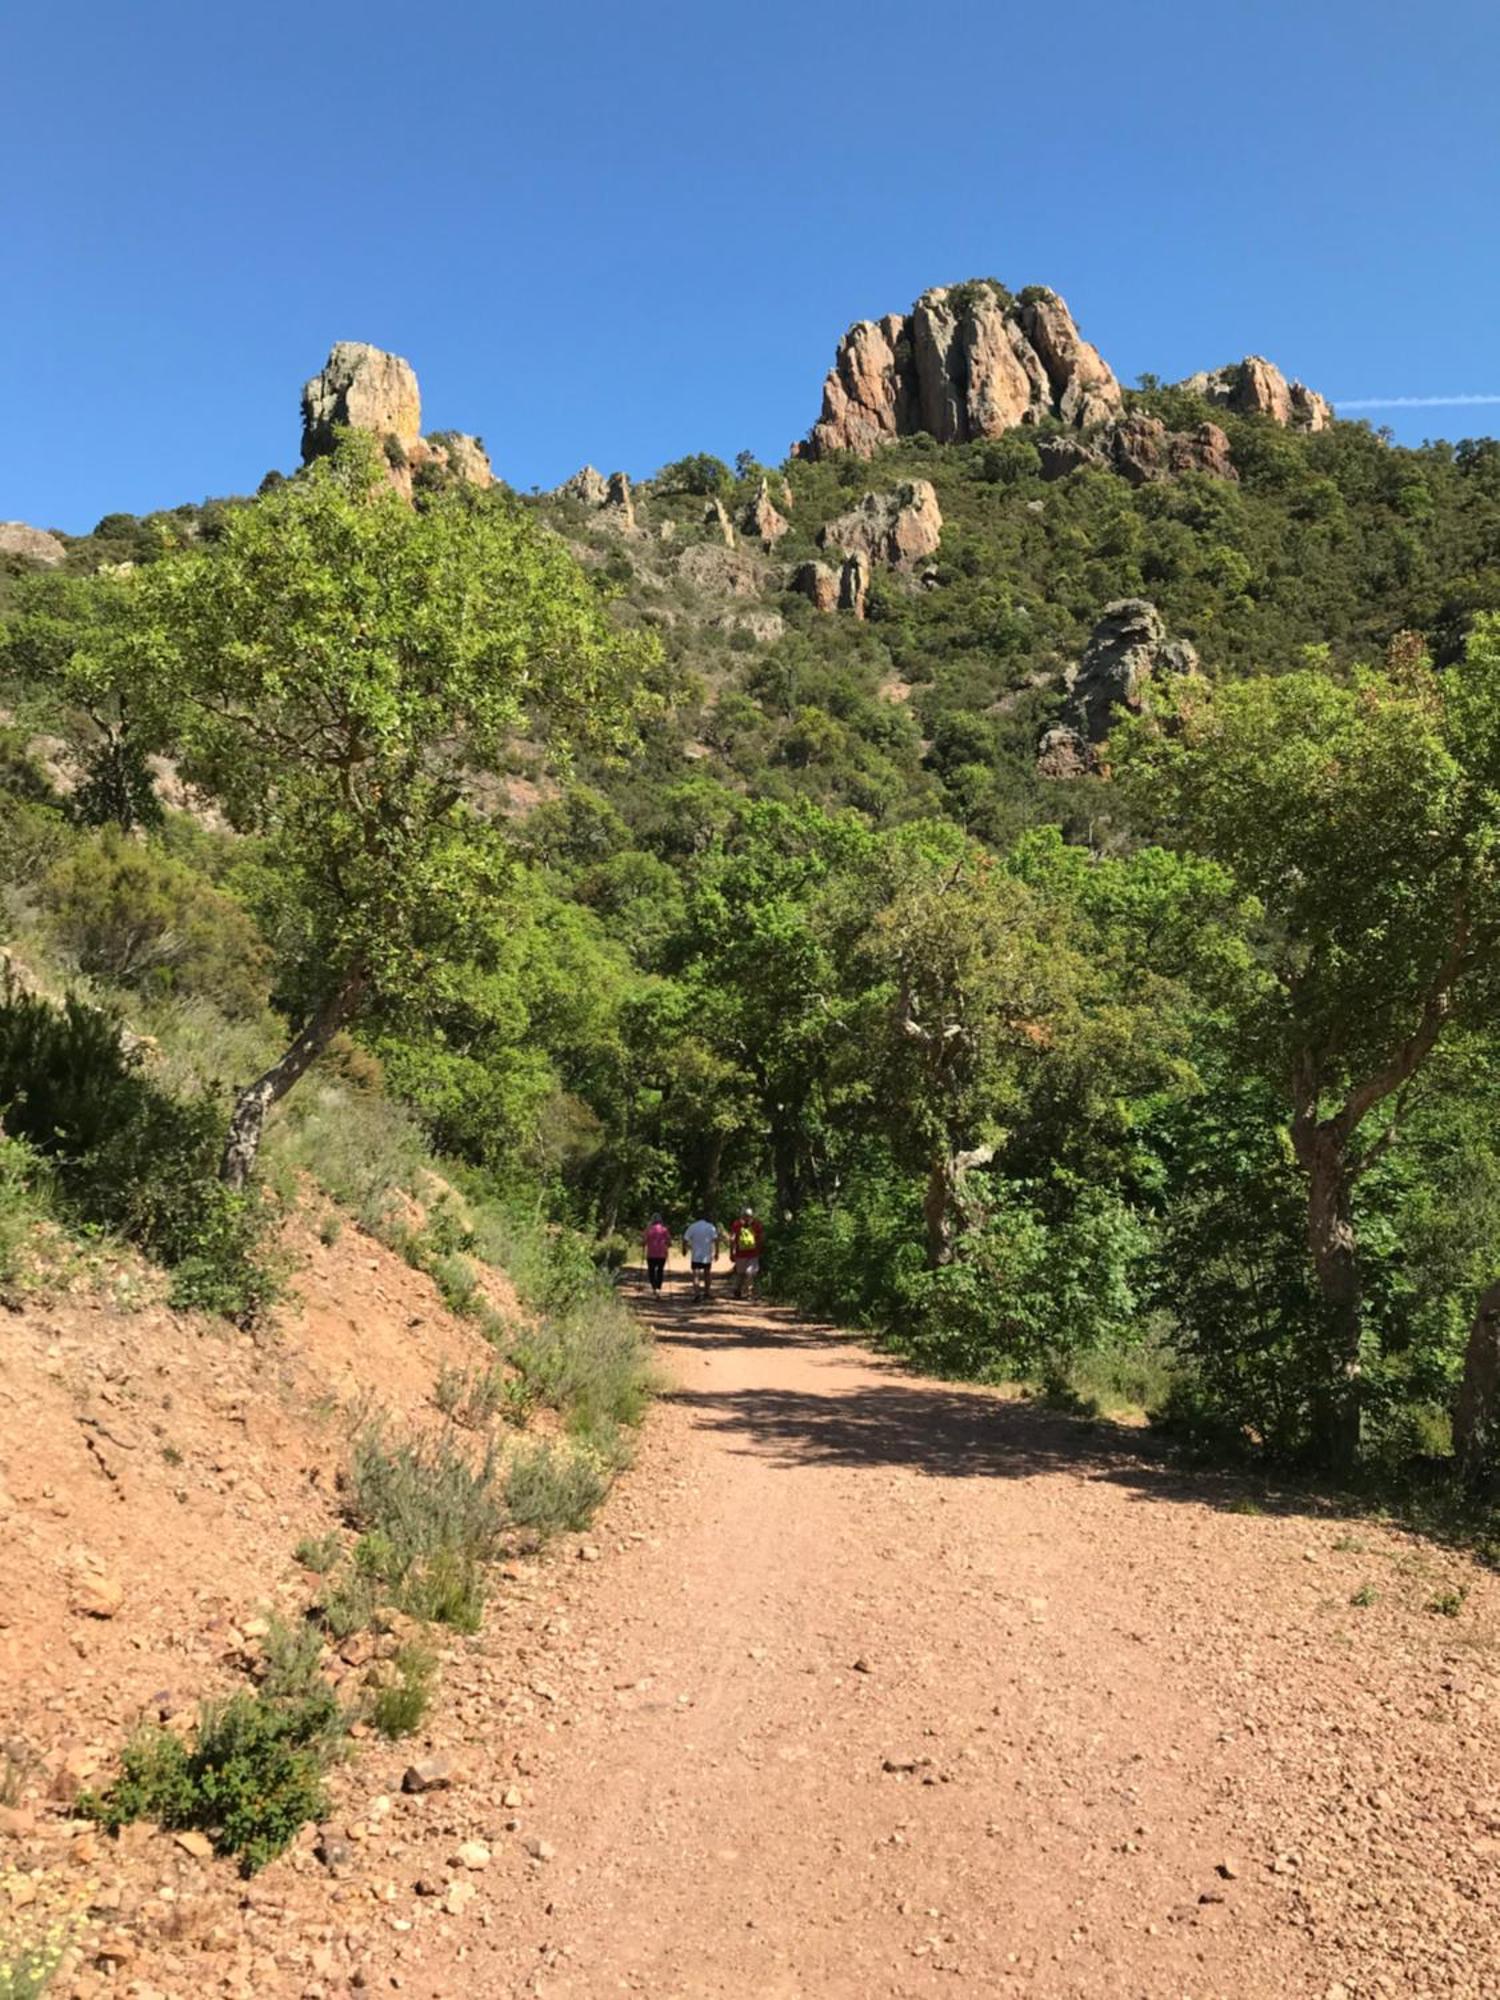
[1180, 356, 1332, 431]
[560, 465, 609, 507]
[605, 471, 636, 533]
[790, 561, 840, 614]
[743, 479, 789, 547]
[704, 497, 736, 547]
[803, 282, 1122, 458]
[302, 343, 422, 464]
[838, 552, 871, 620]
[1038, 599, 1199, 776]
[300, 343, 494, 496]
[420, 432, 494, 489]
[819, 480, 942, 570]
[1038, 416, 1236, 487]
[0, 523, 66, 567]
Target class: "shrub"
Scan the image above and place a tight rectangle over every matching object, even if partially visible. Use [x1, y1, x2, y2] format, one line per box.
[0, 985, 280, 1321]
[503, 1439, 607, 1534]
[370, 1644, 436, 1738]
[39, 827, 270, 1015]
[345, 1423, 506, 1632]
[81, 1686, 343, 1875]
[0, 1135, 50, 1302]
[293, 1533, 343, 1575]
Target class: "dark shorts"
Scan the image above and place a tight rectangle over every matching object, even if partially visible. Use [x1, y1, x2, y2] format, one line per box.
[691, 1260, 712, 1274]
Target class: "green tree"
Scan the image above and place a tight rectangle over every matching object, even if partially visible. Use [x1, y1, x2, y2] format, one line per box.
[74, 436, 655, 1185]
[1116, 623, 1500, 1469]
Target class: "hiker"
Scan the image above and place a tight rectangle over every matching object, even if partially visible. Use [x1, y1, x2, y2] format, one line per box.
[642, 1213, 672, 1295]
[682, 1213, 721, 1301]
[729, 1205, 765, 1300]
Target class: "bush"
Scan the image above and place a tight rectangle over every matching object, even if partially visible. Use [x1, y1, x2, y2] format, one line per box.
[370, 1644, 436, 1738]
[40, 827, 270, 1015]
[0, 985, 279, 1321]
[81, 1686, 343, 1875]
[345, 1423, 506, 1632]
[0, 1135, 50, 1302]
[503, 1439, 607, 1533]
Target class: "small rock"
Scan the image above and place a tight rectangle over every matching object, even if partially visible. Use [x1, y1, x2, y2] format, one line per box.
[444, 1879, 477, 1916]
[523, 1836, 556, 1862]
[577, 1545, 601, 1562]
[1216, 1859, 1240, 1881]
[501, 1787, 523, 1810]
[401, 1754, 455, 1794]
[454, 1841, 490, 1870]
[72, 1575, 125, 1620]
[173, 1829, 215, 1861]
[852, 1658, 872, 1674]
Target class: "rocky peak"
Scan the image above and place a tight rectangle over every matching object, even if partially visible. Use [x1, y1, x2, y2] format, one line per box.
[802, 281, 1122, 459]
[743, 478, 790, 547]
[301, 342, 422, 465]
[300, 343, 493, 496]
[1180, 355, 1332, 431]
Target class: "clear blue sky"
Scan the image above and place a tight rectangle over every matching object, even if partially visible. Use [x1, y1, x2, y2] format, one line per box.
[6, 0, 1499, 533]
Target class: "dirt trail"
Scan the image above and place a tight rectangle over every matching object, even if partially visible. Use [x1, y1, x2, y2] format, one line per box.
[416, 1264, 1500, 2000]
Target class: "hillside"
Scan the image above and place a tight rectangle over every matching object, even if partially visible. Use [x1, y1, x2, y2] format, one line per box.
[3, 275, 1500, 1988]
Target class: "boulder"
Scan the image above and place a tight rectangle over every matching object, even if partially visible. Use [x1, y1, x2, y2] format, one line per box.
[676, 543, 761, 597]
[789, 560, 840, 614]
[1040, 599, 1199, 770]
[819, 480, 942, 570]
[803, 281, 1122, 458]
[301, 342, 422, 466]
[1180, 355, 1332, 431]
[743, 478, 789, 546]
[0, 522, 67, 566]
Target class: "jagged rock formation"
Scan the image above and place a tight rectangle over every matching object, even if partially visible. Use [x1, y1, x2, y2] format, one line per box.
[1038, 599, 1199, 776]
[802, 282, 1122, 459]
[743, 479, 789, 547]
[0, 522, 66, 567]
[819, 480, 942, 570]
[790, 560, 840, 614]
[605, 471, 636, 533]
[1038, 416, 1236, 487]
[300, 343, 493, 496]
[1180, 356, 1332, 431]
[560, 465, 609, 507]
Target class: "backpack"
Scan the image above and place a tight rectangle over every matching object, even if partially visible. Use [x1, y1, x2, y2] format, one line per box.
[733, 1219, 757, 1257]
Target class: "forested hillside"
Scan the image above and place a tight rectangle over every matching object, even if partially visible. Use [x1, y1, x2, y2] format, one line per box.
[6, 294, 1500, 1504]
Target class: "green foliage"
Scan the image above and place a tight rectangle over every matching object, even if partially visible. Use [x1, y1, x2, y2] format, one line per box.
[655, 453, 733, 497]
[370, 1644, 436, 1738]
[0, 986, 279, 1320]
[82, 1685, 342, 1875]
[503, 1439, 608, 1534]
[40, 827, 270, 1014]
[293, 1533, 344, 1575]
[345, 1423, 506, 1632]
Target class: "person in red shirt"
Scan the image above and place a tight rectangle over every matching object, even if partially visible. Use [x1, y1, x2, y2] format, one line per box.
[642, 1214, 671, 1295]
[729, 1206, 765, 1300]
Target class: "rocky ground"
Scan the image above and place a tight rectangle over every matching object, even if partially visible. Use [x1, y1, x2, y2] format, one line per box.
[5, 1258, 1498, 1998]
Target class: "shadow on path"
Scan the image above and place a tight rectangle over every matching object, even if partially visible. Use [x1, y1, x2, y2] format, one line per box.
[625, 1269, 1350, 1526]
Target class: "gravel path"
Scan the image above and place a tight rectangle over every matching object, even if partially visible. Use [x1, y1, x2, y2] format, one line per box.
[433, 1268, 1500, 1999]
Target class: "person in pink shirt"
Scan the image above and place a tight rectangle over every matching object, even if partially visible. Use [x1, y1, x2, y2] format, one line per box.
[642, 1214, 672, 1295]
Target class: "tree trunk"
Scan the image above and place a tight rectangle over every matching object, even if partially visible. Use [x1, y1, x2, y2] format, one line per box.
[1295, 1122, 1364, 1472]
[1454, 1279, 1500, 1493]
[219, 968, 368, 1189]
[923, 1152, 957, 1270]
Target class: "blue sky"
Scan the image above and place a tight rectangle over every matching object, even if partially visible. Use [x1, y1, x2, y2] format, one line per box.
[5, 0, 1499, 532]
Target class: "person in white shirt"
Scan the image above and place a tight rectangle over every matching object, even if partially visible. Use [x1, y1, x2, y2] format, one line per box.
[682, 1215, 721, 1301]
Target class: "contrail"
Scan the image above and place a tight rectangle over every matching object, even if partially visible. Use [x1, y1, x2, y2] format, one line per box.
[1335, 393, 1500, 409]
